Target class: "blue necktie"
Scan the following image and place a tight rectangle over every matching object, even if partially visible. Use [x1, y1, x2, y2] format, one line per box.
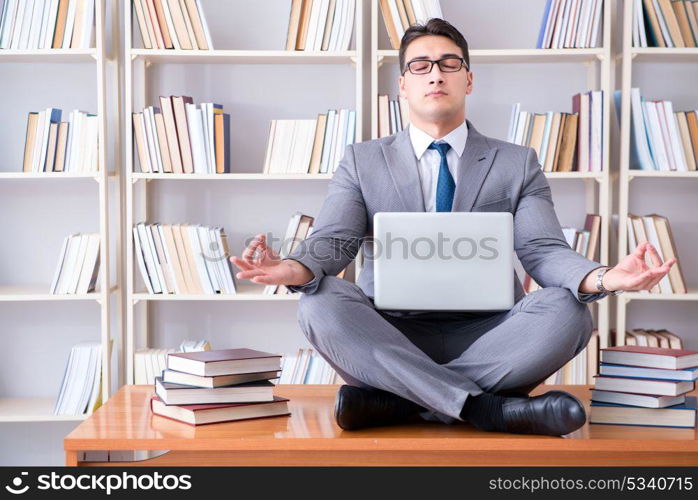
[428, 141, 455, 212]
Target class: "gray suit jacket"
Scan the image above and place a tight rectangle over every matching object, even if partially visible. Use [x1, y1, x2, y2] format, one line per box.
[285, 119, 607, 305]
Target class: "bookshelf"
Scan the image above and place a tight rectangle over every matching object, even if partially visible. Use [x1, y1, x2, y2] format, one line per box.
[123, 0, 365, 384]
[616, 0, 698, 346]
[0, 0, 117, 423]
[370, 0, 614, 352]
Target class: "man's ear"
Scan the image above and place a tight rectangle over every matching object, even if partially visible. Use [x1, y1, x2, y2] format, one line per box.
[398, 74, 406, 99]
[465, 71, 473, 95]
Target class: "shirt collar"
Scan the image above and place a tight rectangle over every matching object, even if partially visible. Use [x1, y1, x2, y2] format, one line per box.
[408, 120, 468, 160]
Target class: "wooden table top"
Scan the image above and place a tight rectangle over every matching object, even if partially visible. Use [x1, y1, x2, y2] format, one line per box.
[64, 384, 698, 454]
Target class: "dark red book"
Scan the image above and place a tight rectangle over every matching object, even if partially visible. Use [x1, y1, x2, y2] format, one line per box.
[167, 348, 282, 376]
[601, 346, 698, 370]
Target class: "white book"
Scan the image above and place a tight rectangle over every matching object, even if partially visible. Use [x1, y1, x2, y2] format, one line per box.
[69, 111, 84, 173]
[198, 225, 221, 293]
[186, 104, 208, 174]
[80, 0, 94, 48]
[38, 0, 55, 49]
[62, 0, 77, 48]
[346, 109, 356, 145]
[85, 344, 103, 414]
[56, 344, 85, 414]
[63, 110, 75, 172]
[542, 0, 561, 48]
[328, 0, 344, 51]
[340, 0, 355, 50]
[27, 0, 43, 49]
[263, 120, 276, 174]
[0, 0, 17, 48]
[213, 227, 236, 294]
[56, 234, 79, 294]
[424, 0, 443, 19]
[577, 92, 590, 171]
[629, 88, 655, 170]
[389, 100, 397, 135]
[320, 109, 336, 173]
[156, 224, 182, 294]
[507, 103, 521, 143]
[587, 0, 603, 47]
[133, 226, 154, 294]
[136, 223, 163, 294]
[305, 0, 322, 51]
[187, 225, 215, 294]
[9, 0, 25, 49]
[160, 0, 181, 49]
[514, 110, 529, 145]
[655, 101, 677, 170]
[31, 109, 46, 173]
[76, 233, 100, 294]
[50, 236, 70, 294]
[387, 0, 404, 40]
[663, 102, 688, 172]
[575, 0, 592, 47]
[590, 90, 603, 171]
[641, 216, 674, 293]
[77, 111, 91, 172]
[54, 344, 77, 414]
[652, 0, 673, 47]
[642, 100, 669, 170]
[553, 0, 570, 48]
[146, 224, 170, 294]
[332, 108, 348, 172]
[67, 233, 89, 294]
[312, 0, 330, 51]
[144, 107, 162, 173]
[563, 0, 580, 48]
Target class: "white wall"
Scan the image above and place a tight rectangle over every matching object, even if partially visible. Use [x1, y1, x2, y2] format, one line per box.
[1, 0, 696, 465]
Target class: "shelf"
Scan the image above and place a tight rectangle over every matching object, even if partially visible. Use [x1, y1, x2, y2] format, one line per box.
[129, 49, 357, 65]
[631, 47, 698, 62]
[0, 285, 118, 302]
[130, 173, 334, 181]
[621, 288, 698, 302]
[544, 171, 604, 180]
[0, 172, 102, 180]
[0, 397, 88, 422]
[627, 170, 698, 179]
[377, 48, 605, 65]
[132, 284, 300, 302]
[0, 49, 97, 63]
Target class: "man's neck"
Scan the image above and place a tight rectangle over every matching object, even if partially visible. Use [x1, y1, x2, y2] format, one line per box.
[410, 114, 466, 140]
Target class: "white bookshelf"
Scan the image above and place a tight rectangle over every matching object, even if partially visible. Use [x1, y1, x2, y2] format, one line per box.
[0, 0, 117, 423]
[123, 0, 365, 384]
[370, 0, 614, 352]
[615, 0, 698, 346]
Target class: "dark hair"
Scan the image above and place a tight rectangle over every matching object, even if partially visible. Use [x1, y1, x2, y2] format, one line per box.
[399, 18, 470, 74]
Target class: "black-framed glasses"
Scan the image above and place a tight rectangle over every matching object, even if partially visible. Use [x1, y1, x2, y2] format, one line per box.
[402, 56, 469, 75]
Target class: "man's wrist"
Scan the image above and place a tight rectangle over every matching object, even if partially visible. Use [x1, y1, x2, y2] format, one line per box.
[596, 266, 623, 295]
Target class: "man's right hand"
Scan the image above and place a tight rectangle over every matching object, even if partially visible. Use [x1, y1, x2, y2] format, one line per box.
[229, 233, 314, 286]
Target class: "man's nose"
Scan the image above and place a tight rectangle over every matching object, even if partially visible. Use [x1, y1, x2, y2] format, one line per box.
[429, 66, 445, 84]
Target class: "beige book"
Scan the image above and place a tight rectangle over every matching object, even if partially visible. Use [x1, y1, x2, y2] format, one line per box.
[379, 0, 401, 49]
[676, 112, 697, 170]
[286, 0, 304, 50]
[133, 0, 153, 48]
[643, 0, 667, 46]
[54, 122, 69, 172]
[177, 0, 199, 49]
[52, 0, 70, 48]
[656, 329, 683, 349]
[648, 213, 687, 293]
[153, 0, 174, 48]
[154, 111, 173, 173]
[587, 331, 599, 385]
[557, 113, 578, 172]
[584, 214, 601, 260]
[308, 114, 328, 174]
[320, 0, 337, 51]
[173, 224, 197, 294]
[159, 95, 184, 173]
[378, 94, 390, 138]
[23, 113, 39, 173]
[552, 113, 567, 171]
[166, 0, 192, 49]
[263, 120, 277, 174]
[672, 0, 696, 46]
[543, 112, 562, 172]
[685, 0, 698, 47]
[183, 0, 208, 49]
[70, 0, 86, 49]
[529, 113, 547, 158]
[132, 112, 151, 173]
[395, 0, 410, 31]
[628, 214, 660, 293]
[45, 123, 59, 172]
[398, 95, 410, 129]
[160, 224, 189, 293]
[687, 111, 698, 166]
[296, 0, 313, 50]
[403, 0, 416, 25]
[151, 224, 174, 294]
[657, 0, 686, 47]
[178, 224, 205, 294]
[144, 0, 165, 49]
[172, 96, 195, 173]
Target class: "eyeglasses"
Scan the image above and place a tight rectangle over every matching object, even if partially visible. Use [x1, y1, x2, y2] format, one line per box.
[402, 56, 469, 75]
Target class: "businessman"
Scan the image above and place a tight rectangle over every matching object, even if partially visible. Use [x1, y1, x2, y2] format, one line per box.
[231, 19, 676, 436]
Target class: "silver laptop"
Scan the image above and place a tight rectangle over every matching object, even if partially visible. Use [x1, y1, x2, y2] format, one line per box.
[373, 212, 515, 311]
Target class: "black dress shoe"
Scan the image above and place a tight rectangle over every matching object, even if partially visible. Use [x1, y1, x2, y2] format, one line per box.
[498, 390, 587, 436]
[334, 385, 425, 430]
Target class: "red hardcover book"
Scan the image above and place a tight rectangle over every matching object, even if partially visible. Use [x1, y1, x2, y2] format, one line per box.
[601, 346, 698, 370]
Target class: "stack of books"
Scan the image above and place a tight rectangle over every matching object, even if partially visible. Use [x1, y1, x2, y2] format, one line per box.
[285, 0, 356, 51]
[624, 88, 698, 172]
[536, 0, 604, 49]
[377, 94, 410, 138]
[23, 108, 99, 173]
[627, 213, 686, 294]
[524, 213, 600, 294]
[132, 97, 230, 174]
[50, 232, 100, 295]
[133, 222, 236, 295]
[135, 339, 211, 385]
[278, 348, 345, 384]
[150, 348, 290, 425]
[133, 0, 213, 50]
[378, 0, 443, 50]
[508, 91, 605, 172]
[263, 109, 356, 175]
[0, 0, 95, 50]
[590, 345, 698, 428]
[634, 0, 698, 48]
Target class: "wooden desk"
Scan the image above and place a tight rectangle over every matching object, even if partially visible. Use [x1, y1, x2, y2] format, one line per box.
[64, 384, 698, 466]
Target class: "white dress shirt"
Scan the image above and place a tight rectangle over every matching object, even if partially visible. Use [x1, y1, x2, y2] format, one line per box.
[408, 120, 468, 212]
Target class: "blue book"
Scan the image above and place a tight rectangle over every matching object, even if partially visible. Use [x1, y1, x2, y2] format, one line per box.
[536, 0, 553, 49]
[600, 362, 698, 382]
[590, 396, 697, 428]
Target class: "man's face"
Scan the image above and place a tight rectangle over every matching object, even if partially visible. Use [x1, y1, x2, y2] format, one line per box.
[398, 35, 473, 123]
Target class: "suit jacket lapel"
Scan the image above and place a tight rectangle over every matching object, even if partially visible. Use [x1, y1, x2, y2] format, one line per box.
[451, 119, 498, 212]
[381, 128, 425, 212]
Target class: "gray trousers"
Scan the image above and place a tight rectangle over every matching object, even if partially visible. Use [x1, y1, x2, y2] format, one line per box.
[297, 276, 594, 424]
